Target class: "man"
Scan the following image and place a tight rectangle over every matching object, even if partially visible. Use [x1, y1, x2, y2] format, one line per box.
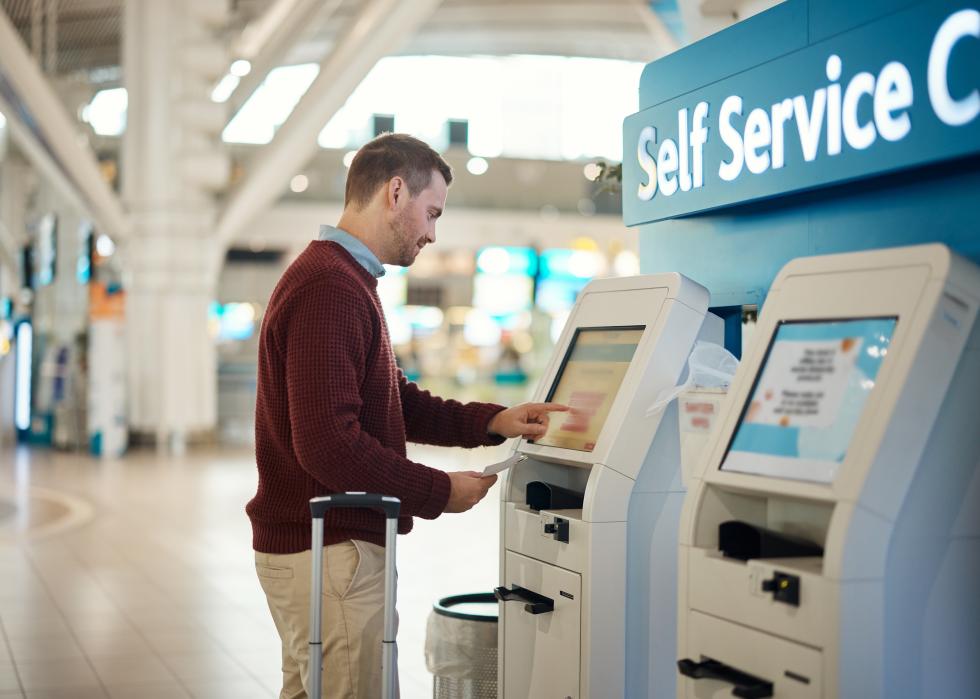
[247, 133, 567, 699]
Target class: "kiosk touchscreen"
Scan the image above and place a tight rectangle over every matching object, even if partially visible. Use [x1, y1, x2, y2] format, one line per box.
[677, 245, 980, 698]
[495, 274, 721, 699]
[721, 317, 896, 484]
[535, 326, 645, 452]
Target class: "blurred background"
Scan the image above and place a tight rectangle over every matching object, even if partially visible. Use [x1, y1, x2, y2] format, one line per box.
[0, 2, 777, 697]
[0, 0, 779, 454]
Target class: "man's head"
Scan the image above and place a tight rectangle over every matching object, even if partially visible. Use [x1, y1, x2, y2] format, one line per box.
[343, 133, 453, 266]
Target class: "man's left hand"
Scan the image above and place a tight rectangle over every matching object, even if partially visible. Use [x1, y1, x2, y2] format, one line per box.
[488, 402, 569, 440]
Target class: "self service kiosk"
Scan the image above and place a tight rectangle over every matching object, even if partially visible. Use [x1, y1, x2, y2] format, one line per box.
[677, 244, 980, 698]
[495, 274, 720, 698]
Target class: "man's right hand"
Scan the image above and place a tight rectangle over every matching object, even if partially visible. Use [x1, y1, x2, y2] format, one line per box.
[445, 471, 497, 513]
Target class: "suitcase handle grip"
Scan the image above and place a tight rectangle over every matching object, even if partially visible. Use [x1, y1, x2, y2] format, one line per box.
[310, 493, 401, 519]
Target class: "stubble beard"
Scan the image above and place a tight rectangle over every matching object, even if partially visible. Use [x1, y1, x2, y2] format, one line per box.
[391, 209, 423, 267]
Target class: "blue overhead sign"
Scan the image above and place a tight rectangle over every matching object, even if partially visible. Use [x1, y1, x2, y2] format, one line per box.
[623, 0, 980, 225]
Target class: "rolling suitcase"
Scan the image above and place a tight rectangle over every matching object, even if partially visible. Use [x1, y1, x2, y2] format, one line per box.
[308, 493, 401, 698]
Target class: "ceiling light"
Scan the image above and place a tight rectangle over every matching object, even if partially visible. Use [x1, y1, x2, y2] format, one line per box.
[466, 157, 489, 176]
[290, 174, 309, 193]
[96, 234, 115, 257]
[230, 59, 252, 77]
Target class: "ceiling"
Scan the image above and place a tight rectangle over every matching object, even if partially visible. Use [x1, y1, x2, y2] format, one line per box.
[0, 0, 673, 81]
[1, 0, 121, 76]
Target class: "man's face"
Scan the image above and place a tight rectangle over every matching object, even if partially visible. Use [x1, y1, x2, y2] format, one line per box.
[388, 170, 447, 267]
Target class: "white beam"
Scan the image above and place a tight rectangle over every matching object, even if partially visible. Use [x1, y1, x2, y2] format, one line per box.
[0, 8, 130, 244]
[0, 209, 21, 279]
[632, 0, 680, 58]
[225, 0, 341, 118]
[213, 0, 444, 271]
[0, 94, 88, 225]
[0, 153, 27, 280]
[0, 222, 18, 279]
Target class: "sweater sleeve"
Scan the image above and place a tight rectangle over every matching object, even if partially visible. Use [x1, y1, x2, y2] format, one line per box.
[398, 370, 507, 448]
[283, 280, 450, 519]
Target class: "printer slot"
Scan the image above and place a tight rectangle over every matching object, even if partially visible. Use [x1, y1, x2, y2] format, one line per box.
[526, 481, 585, 511]
[692, 485, 833, 574]
[719, 521, 823, 561]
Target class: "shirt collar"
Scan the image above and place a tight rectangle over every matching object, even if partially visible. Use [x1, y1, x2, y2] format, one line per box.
[318, 225, 386, 278]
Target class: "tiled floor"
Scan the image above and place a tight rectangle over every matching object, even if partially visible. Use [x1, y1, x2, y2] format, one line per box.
[0, 441, 510, 698]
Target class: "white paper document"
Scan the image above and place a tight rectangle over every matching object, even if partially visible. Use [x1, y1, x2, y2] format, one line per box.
[481, 453, 527, 478]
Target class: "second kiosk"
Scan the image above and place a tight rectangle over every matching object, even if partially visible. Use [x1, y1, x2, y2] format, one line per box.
[677, 245, 980, 698]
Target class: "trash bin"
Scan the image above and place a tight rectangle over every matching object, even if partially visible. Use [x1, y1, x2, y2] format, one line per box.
[424, 592, 498, 699]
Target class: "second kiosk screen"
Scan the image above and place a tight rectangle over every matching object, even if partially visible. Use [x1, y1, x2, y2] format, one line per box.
[536, 326, 644, 452]
[721, 317, 897, 483]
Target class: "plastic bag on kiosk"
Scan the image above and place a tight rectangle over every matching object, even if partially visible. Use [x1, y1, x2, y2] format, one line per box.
[645, 341, 739, 416]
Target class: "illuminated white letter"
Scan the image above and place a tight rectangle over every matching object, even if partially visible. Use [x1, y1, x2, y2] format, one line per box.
[826, 55, 843, 156]
[794, 89, 827, 162]
[690, 101, 710, 188]
[678, 108, 692, 192]
[718, 95, 744, 182]
[744, 108, 772, 174]
[843, 71, 877, 150]
[637, 126, 658, 201]
[875, 61, 913, 142]
[928, 8, 979, 126]
[657, 138, 680, 196]
[770, 98, 794, 169]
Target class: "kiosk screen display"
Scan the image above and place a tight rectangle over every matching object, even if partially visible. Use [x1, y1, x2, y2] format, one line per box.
[721, 317, 896, 483]
[535, 326, 644, 452]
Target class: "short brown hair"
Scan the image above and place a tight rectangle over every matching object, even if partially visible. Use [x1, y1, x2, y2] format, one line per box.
[344, 133, 453, 209]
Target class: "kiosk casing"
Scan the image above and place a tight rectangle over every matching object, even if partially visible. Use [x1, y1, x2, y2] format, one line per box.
[677, 245, 980, 698]
[497, 274, 719, 698]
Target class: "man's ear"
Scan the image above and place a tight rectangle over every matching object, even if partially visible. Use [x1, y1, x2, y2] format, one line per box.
[386, 176, 406, 210]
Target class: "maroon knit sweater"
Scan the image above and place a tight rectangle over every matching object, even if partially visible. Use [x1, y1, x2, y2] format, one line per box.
[247, 241, 505, 553]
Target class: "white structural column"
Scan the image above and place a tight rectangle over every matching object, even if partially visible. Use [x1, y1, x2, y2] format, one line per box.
[212, 0, 443, 268]
[122, 0, 230, 450]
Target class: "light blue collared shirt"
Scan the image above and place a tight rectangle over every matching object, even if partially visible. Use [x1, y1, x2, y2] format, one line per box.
[318, 225, 386, 278]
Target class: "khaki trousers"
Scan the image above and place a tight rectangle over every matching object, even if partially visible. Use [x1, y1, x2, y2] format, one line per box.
[255, 540, 397, 699]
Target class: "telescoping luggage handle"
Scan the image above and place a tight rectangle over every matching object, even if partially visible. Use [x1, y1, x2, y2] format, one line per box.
[308, 493, 401, 699]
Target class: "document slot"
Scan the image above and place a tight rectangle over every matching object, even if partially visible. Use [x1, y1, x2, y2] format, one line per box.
[681, 611, 823, 698]
[503, 551, 582, 699]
